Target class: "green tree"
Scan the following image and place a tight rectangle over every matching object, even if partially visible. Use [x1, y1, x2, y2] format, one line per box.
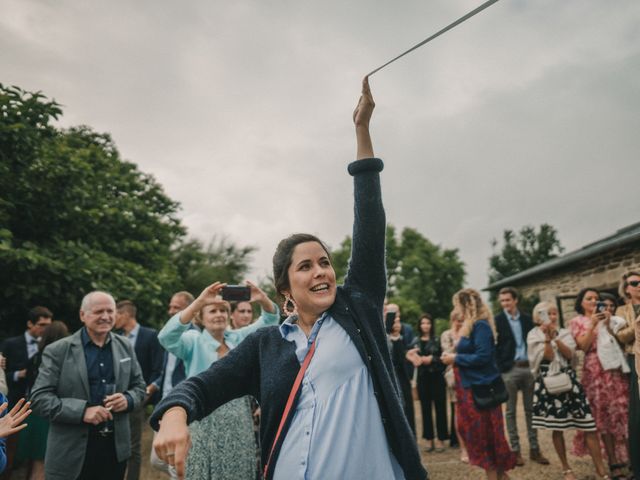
[172, 235, 256, 296]
[0, 84, 185, 334]
[330, 225, 466, 331]
[489, 224, 564, 283]
[488, 224, 564, 306]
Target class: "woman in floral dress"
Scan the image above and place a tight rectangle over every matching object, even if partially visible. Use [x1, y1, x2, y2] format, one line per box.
[570, 287, 629, 479]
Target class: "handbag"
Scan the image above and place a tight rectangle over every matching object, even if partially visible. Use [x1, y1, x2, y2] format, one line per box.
[542, 359, 572, 395]
[470, 376, 508, 410]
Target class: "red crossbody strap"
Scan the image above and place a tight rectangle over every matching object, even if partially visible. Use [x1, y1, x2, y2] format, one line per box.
[263, 340, 317, 479]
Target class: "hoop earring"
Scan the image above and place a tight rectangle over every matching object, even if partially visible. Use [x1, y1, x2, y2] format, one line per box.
[282, 294, 298, 317]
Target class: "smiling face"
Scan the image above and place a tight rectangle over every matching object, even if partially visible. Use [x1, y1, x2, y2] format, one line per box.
[499, 292, 518, 315]
[80, 293, 116, 340]
[284, 241, 337, 320]
[231, 301, 253, 329]
[201, 303, 230, 336]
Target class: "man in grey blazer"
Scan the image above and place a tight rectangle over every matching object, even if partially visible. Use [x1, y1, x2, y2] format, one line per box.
[31, 291, 146, 480]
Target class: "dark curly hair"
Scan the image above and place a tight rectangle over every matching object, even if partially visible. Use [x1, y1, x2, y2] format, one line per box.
[574, 287, 599, 315]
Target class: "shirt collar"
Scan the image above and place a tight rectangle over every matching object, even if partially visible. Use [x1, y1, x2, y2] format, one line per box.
[279, 312, 329, 341]
[504, 309, 520, 322]
[25, 331, 38, 345]
[203, 329, 237, 350]
[81, 327, 111, 347]
[128, 323, 140, 338]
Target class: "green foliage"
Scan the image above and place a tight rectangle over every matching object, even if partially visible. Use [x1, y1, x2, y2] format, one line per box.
[331, 224, 466, 331]
[172, 236, 256, 296]
[488, 224, 564, 304]
[0, 84, 184, 334]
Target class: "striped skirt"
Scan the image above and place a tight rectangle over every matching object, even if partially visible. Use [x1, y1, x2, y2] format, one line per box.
[532, 364, 596, 431]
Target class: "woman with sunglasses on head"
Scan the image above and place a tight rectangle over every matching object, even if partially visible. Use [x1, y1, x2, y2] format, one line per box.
[150, 78, 427, 480]
[570, 288, 630, 480]
[614, 272, 640, 479]
[157, 281, 279, 479]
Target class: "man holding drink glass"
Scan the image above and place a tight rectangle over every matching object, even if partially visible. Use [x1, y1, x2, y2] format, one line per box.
[30, 291, 146, 480]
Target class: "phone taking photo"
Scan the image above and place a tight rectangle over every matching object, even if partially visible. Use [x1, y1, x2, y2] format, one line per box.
[596, 301, 606, 313]
[538, 309, 550, 325]
[221, 285, 251, 302]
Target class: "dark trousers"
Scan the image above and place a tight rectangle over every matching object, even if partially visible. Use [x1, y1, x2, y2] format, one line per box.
[126, 406, 144, 480]
[417, 371, 448, 441]
[449, 402, 459, 447]
[76, 430, 127, 480]
[629, 354, 640, 478]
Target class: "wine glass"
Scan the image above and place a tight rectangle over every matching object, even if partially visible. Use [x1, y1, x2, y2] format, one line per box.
[99, 383, 116, 436]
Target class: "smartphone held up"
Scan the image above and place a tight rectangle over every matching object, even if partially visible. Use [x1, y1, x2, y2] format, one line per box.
[221, 285, 251, 302]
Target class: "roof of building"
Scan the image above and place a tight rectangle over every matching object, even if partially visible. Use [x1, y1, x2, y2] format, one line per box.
[486, 221, 640, 290]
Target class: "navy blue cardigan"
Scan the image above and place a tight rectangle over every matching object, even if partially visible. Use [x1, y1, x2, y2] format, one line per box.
[150, 158, 428, 480]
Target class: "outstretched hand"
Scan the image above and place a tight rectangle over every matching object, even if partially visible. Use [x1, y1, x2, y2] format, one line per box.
[353, 77, 375, 160]
[154, 407, 191, 480]
[0, 398, 32, 439]
[353, 76, 375, 128]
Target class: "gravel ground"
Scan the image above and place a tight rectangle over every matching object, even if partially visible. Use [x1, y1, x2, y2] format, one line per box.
[11, 398, 607, 480]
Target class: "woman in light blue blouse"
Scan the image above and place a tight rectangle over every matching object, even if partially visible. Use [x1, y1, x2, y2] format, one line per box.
[158, 280, 279, 480]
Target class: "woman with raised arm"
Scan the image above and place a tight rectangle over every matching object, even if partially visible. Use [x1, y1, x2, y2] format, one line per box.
[150, 78, 427, 480]
[157, 280, 279, 479]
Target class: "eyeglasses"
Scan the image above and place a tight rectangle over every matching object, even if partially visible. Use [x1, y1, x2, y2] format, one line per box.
[628, 280, 640, 287]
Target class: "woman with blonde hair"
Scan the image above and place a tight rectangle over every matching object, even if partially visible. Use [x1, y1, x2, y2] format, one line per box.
[440, 309, 467, 461]
[157, 281, 279, 479]
[527, 301, 608, 480]
[441, 288, 515, 480]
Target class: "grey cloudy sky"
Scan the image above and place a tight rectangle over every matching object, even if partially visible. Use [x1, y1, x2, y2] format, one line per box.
[2, 0, 639, 294]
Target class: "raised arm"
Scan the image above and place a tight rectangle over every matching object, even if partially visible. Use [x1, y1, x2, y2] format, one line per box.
[353, 76, 375, 160]
[343, 78, 386, 303]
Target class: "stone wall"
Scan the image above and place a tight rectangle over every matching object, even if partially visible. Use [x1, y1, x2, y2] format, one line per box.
[512, 243, 640, 321]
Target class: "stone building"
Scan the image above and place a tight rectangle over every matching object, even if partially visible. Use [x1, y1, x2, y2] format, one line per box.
[487, 222, 640, 326]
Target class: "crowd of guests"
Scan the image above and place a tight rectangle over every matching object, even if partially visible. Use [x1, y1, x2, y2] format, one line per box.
[1, 79, 639, 480]
[384, 276, 639, 480]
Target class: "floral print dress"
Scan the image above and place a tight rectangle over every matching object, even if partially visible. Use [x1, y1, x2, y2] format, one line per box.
[570, 315, 629, 461]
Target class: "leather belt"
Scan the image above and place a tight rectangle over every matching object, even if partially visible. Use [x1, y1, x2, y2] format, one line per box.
[514, 360, 530, 367]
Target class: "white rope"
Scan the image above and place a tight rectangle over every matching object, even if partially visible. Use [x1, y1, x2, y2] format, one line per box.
[367, 0, 501, 77]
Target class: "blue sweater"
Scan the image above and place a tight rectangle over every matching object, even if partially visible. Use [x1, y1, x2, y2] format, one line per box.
[150, 158, 428, 480]
[455, 319, 500, 388]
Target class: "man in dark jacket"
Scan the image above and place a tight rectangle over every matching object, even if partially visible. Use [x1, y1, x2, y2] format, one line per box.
[495, 287, 549, 467]
[0, 306, 52, 479]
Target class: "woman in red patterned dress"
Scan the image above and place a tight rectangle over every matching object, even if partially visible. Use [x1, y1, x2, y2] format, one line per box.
[570, 287, 629, 479]
[442, 289, 516, 480]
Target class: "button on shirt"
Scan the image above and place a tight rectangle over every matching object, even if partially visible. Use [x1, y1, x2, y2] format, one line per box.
[81, 328, 116, 406]
[505, 310, 527, 362]
[274, 313, 404, 480]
